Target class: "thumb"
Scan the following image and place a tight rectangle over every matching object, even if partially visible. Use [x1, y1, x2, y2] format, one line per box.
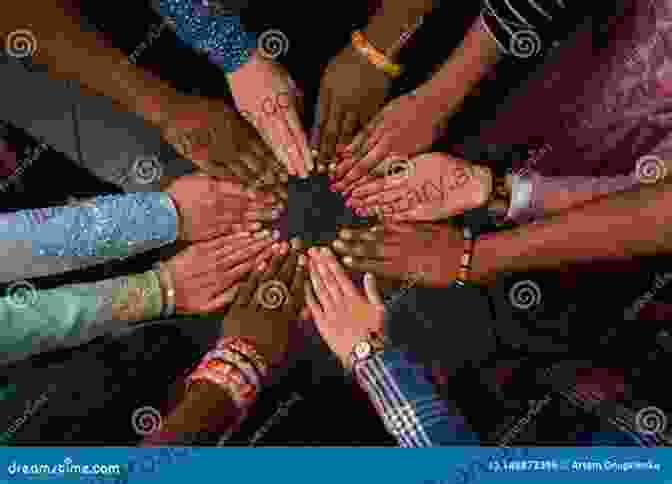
[363, 273, 385, 307]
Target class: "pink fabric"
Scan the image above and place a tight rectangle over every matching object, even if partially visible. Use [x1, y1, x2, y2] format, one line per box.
[474, 0, 672, 178]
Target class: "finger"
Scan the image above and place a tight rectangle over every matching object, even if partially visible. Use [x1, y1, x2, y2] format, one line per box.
[321, 107, 344, 165]
[259, 114, 296, 177]
[284, 102, 314, 175]
[315, 85, 331, 153]
[202, 283, 241, 313]
[215, 259, 258, 291]
[319, 246, 359, 300]
[234, 259, 269, 307]
[337, 140, 392, 192]
[199, 231, 253, 251]
[276, 250, 299, 286]
[253, 245, 276, 265]
[330, 238, 382, 259]
[193, 159, 239, 179]
[213, 178, 266, 200]
[308, 258, 335, 315]
[363, 272, 385, 307]
[237, 151, 266, 179]
[340, 256, 402, 280]
[351, 185, 411, 212]
[216, 236, 276, 269]
[224, 157, 257, 185]
[350, 174, 407, 200]
[309, 247, 344, 304]
[245, 207, 283, 222]
[259, 242, 290, 284]
[231, 221, 263, 232]
[304, 280, 325, 325]
[337, 112, 360, 150]
[300, 305, 311, 321]
[284, 253, 308, 317]
[389, 203, 447, 222]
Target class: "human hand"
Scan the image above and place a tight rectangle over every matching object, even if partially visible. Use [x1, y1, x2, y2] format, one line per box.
[227, 50, 313, 178]
[313, 45, 389, 167]
[166, 173, 282, 242]
[163, 231, 280, 315]
[347, 153, 492, 221]
[331, 92, 444, 192]
[222, 243, 308, 367]
[304, 247, 386, 367]
[331, 223, 463, 288]
[155, 93, 283, 185]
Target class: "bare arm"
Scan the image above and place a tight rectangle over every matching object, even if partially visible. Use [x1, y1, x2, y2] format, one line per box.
[0, 1, 175, 125]
[473, 180, 672, 283]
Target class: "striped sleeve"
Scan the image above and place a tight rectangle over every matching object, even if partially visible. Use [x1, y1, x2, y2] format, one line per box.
[480, 0, 571, 59]
[354, 348, 479, 446]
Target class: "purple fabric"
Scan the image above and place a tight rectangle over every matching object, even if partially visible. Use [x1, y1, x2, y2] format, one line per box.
[466, 0, 672, 178]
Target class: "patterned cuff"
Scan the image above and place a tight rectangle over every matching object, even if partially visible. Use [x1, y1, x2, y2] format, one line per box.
[354, 348, 478, 446]
[159, 0, 256, 73]
[108, 270, 164, 322]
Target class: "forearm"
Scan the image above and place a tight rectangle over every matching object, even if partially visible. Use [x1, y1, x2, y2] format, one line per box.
[0, 270, 163, 365]
[413, 17, 500, 118]
[364, 0, 437, 61]
[0, 1, 175, 124]
[354, 348, 478, 446]
[473, 180, 672, 283]
[0, 193, 179, 282]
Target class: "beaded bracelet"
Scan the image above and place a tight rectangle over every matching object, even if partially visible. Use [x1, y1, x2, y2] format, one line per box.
[455, 226, 475, 287]
[217, 337, 269, 380]
[351, 31, 403, 79]
[187, 361, 258, 409]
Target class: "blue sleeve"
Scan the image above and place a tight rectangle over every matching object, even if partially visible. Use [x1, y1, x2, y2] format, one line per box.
[354, 348, 479, 446]
[159, 0, 257, 72]
[0, 192, 178, 282]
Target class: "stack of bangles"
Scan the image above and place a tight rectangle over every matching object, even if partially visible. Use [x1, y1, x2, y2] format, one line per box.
[351, 31, 403, 79]
[186, 337, 269, 414]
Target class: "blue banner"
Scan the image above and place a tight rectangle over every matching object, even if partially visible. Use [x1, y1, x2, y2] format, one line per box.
[1, 447, 670, 484]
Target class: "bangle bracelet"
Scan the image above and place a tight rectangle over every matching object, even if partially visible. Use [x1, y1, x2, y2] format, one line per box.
[217, 337, 269, 380]
[156, 262, 177, 318]
[187, 363, 258, 410]
[455, 226, 475, 287]
[201, 347, 263, 390]
[351, 31, 403, 79]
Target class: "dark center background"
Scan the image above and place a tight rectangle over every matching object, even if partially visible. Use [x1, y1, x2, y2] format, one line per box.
[275, 174, 372, 248]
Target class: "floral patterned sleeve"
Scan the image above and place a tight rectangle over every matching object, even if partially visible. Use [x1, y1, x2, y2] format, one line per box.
[0, 192, 178, 283]
[0, 270, 164, 365]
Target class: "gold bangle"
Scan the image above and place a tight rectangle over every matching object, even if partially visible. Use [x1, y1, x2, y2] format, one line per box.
[351, 31, 403, 79]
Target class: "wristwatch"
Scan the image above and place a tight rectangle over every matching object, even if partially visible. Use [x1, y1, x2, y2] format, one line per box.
[348, 331, 388, 371]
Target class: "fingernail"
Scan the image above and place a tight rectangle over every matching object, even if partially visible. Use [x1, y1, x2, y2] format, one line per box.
[271, 229, 281, 240]
[255, 229, 271, 239]
[290, 237, 302, 250]
[343, 256, 353, 266]
[329, 163, 337, 172]
[249, 222, 262, 231]
[271, 209, 282, 219]
[271, 242, 281, 251]
[298, 254, 307, 265]
[320, 247, 331, 256]
[332, 240, 345, 250]
[280, 242, 289, 254]
[339, 229, 352, 239]
[258, 261, 267, 271]
[308, 247, 318, 257]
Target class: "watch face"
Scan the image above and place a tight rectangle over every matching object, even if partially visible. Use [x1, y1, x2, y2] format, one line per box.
[354, 341, 371, 360]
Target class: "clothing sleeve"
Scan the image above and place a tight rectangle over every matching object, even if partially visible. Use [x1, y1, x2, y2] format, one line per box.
[0, 192, 178, 283]
[480, 0, 572, 58]
[353, 348, 479, 446]
[0, 270, 164, 365]
[159, 0, 257, 73]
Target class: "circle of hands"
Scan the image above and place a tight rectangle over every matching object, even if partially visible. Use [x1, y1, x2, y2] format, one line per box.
[158, 49, 493, 367]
